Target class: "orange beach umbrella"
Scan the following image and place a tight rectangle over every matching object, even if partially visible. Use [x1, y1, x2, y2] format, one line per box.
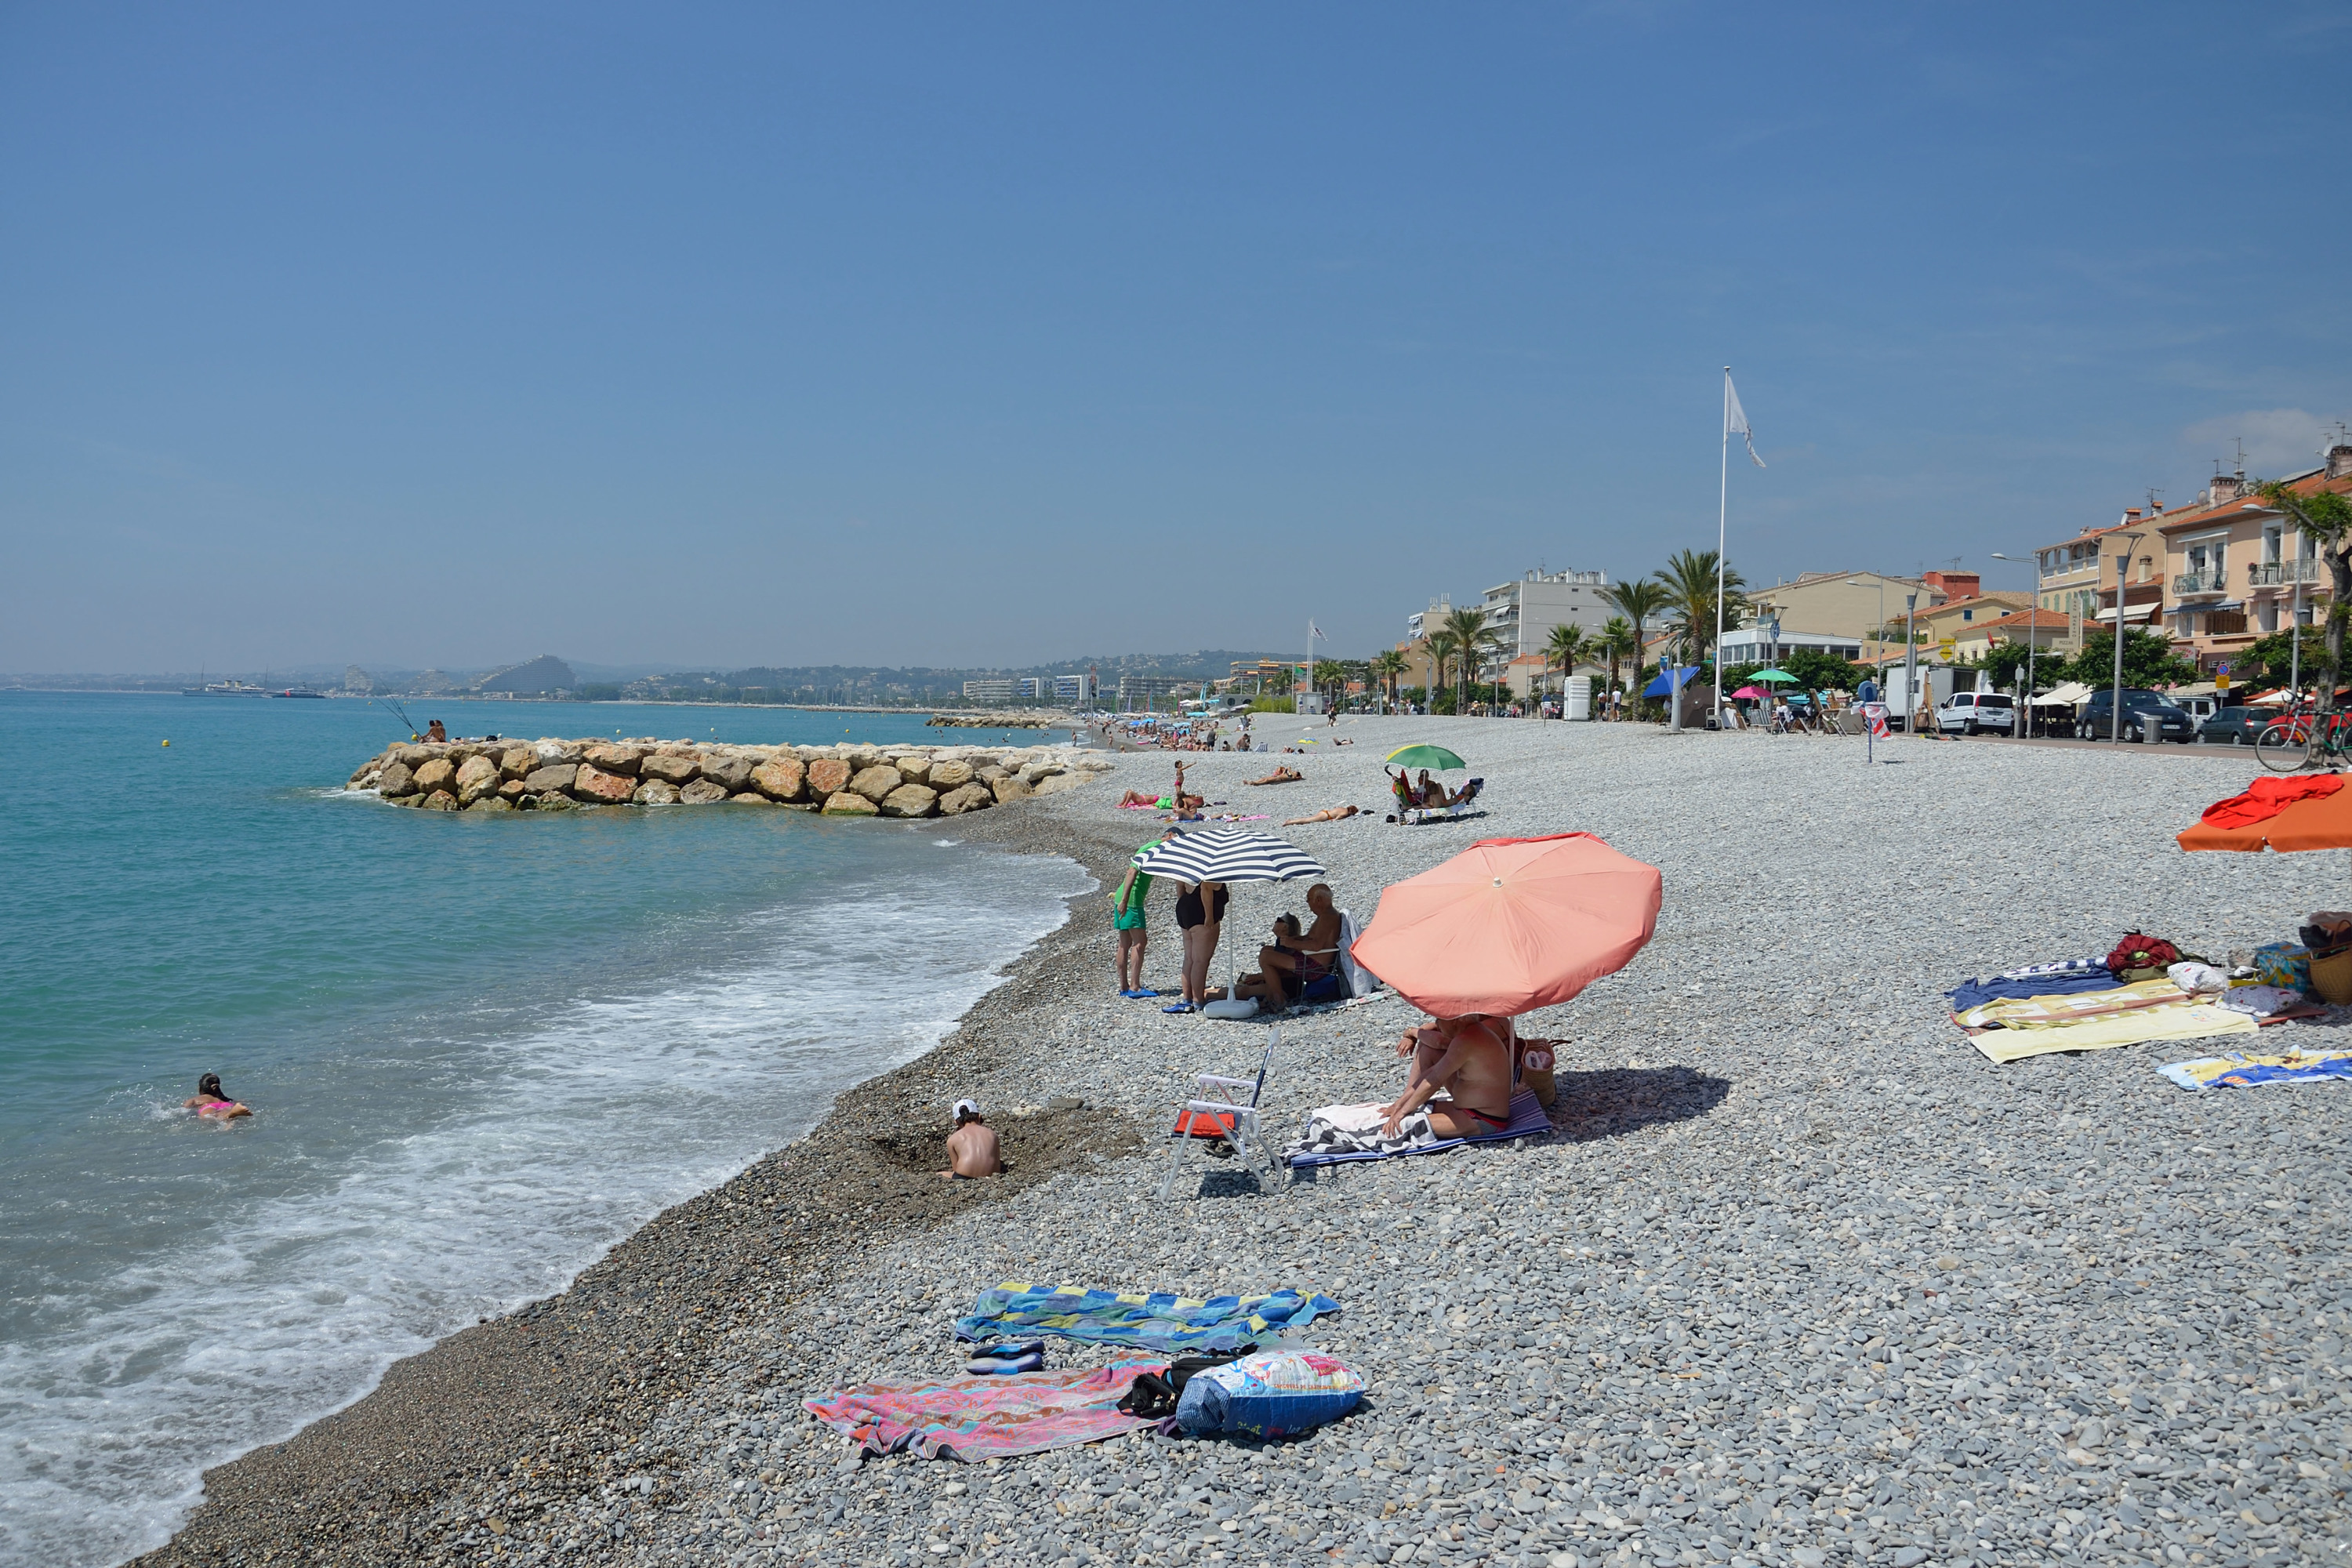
[1348, 833, 1662, 1018]
[2178, 775, 2352, 853]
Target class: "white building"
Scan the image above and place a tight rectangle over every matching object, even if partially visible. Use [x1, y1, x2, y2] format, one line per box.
[1714, 626, 1867, 665]
[962, 678, 1015, 702]
[1476, 569, 1614, 678]
[1052, 673, 1097, 702]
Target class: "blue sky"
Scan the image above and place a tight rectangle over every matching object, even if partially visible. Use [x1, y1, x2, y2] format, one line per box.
[3, 2, 2347, 673]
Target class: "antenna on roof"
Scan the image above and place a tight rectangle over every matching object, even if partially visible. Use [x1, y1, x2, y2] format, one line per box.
[2234, 438, 2247, 479]
[2146, 486, 2164, 513]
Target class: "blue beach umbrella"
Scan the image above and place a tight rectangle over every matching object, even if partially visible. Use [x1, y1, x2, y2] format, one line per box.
[1642, 666, 1703, 699]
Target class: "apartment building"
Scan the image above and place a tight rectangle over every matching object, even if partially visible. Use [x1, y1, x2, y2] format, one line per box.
[961, 678, 1016, 702]
[1474, 569, 1614, 678]
[2159, 442, 2352, 674]
[1746, 570, 1935, 662]
[2032, 514, 2165, 635]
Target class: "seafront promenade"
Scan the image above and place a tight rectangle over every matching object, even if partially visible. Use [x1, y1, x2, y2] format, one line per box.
[148, 718, 2351, 1568]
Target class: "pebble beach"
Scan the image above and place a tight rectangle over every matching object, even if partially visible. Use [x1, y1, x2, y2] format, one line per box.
[143, 717, 2352, 1568]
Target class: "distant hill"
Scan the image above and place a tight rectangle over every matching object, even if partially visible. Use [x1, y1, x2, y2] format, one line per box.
[476, 655, 576, 694]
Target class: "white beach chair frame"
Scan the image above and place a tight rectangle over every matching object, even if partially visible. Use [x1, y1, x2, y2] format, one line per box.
[1156, 1027, 1280, 1200]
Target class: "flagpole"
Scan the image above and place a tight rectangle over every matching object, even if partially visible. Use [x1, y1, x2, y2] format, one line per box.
[1715, 365, 1730, 728]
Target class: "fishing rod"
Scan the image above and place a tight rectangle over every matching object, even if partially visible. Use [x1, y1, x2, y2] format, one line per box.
[369, 693, 423, 740]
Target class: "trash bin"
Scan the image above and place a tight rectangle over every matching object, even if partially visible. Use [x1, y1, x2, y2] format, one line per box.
[2142, 713, 2163, 746]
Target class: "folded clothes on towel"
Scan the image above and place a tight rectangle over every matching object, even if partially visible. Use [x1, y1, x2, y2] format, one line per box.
[1956, 978, 2189, 1031]
[1947, 969, 2122, 1014]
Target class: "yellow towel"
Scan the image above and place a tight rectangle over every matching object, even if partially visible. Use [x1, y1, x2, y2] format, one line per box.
[1957, 978, 2187, 1030]
[1971, 1000, 2258, 1063]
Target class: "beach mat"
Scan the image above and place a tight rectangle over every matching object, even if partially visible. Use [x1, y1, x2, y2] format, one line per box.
[953, 1283, 1340, 1354]
[1283, 1087, 1550, 1168]
[2158, 1048, 2352, 1091]
[803, 1360, 1163, 1461]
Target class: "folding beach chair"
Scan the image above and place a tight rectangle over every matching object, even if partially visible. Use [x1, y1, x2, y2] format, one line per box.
[1404, 778, 1485, 825]
[1156, 1028, 1280, 1200]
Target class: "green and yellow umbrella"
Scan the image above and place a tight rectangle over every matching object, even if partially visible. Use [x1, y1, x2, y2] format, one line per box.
[1384, 743, 1467, 771]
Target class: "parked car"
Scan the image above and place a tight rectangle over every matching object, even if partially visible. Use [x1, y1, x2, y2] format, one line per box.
[2076, 688, 2196, 742]
[2174, 694, 2223, 731]
[1934, 691, 2017, 735]
[2196, 704, 2271, 746]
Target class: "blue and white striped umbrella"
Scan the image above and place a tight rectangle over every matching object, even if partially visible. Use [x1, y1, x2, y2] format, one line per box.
[1130, 828, 1326, 884]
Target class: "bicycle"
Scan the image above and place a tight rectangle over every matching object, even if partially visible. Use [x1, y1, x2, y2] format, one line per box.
[2256, 708, 2352, 773]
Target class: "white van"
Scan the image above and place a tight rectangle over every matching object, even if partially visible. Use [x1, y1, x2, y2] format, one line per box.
[1934, 691, 2017, 735]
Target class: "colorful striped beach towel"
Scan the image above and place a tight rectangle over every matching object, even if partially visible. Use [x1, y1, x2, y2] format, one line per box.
[2158, 1049, 2352, 1091]
[803, 1361, 1162, 1461]
[953, 1283, 1340, 1353]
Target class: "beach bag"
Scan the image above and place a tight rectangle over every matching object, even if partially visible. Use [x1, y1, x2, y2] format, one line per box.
[1116, 1350, 1252, 1419]
[2252, 942, 2313, 996]
[2106, 931, 2181, 982]
[1519, 1040, 1558, 1109]
[1173, 1349, 1366, 1439]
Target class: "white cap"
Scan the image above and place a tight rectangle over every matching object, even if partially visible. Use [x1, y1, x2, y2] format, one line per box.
[953, 1098, 981, 1120]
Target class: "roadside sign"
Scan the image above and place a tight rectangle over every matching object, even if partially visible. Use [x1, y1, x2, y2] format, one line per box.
[2216, 672, 2231, 691]
[1937, 637, 1956, 659]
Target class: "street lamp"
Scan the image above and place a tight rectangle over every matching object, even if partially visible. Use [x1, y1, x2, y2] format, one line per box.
[1989, 552, 2041, 737]
[1846, 576, 1887, 682]
[2106, 532, 2146, 743]
[1902, 592, 1919, 731]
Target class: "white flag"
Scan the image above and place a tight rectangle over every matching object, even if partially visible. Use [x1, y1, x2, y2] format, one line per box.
[1725, 372, 1766, 468]
[1308, 621, 1325, 641]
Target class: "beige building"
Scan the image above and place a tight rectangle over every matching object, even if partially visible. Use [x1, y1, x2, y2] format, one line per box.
[2032, 514, 2163, 634]
[2158, 447, 2352, 676]
[1747, 570, 1936, 663]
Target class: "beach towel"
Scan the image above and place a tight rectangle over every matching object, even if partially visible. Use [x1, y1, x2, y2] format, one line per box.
[953, 1283, 1341, 1354]
[802, 1361, 1163, 1461]
[1955, 978, 2190, 1031]
[1284, 1087, 1551, 1167]
[2199, 772, 2346, 829]
[1947, 969, 2121, 1014]
[2158, 1048, 2352, 1091]
[1990, 956, 2109, 982]
[1969, 1000, 2257, 1063]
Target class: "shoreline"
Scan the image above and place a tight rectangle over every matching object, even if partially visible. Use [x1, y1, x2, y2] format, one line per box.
[132, 799, 1144, 1568]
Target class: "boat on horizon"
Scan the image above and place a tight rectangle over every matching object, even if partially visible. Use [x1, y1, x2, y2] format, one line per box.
[180, 681, 271, 697]
[270, 688, 326, 699]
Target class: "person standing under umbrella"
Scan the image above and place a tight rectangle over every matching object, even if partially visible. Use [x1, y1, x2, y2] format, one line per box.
[1167, 877, 1229, 1014]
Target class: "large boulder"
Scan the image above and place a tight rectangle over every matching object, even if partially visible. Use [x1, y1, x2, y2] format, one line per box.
[991, 775, 1033, 804]
[534, 739, 583, 765]
[880, 783, 939, 818]
[1031, 770, 1091, 797]
[499, 746, 538, 781]
[633, 779, 682, 805]
[497, 779, 528, 801]
[821, 790, 879, 817]
[584, 745, 643, 776]
[376, 760, 417, 798]
[571, 764, 637, 804]
[843, 745, 884, 768]
[927, 760, 975, 789]
[456, 755, 503, 806]
[891, 755, 933, 784]
[412, 757, 457, 796]
[728, 790, 773, 805]
[524, 762, 579, 795]
[974, 764, 1011, 786]
[1018, 760, 1063, 786]
[640, 753, 700, 786]
[418, 789, 460, 811]
[937, 782, 995, 815]
[394, 744, 434, 768]
[532, 792, 577, 812]
[750, 757, 805, 801]
[679, 779, 730, 805]
[465, 795, 514, 812]
[848, 764, 902, 803]
[702, 755, 755, 793]
[806, 758, 854, 797]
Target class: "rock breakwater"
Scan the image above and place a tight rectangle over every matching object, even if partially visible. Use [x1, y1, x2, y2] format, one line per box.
[348, 737, 1112, 818]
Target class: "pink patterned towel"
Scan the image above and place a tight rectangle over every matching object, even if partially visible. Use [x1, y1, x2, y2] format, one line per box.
[803, 1360, 1163, 1461]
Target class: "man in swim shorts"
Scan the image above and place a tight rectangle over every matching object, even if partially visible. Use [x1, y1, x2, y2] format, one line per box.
[940, 1099, 1003, 1180]
[1381, 1015, 1512, 1139]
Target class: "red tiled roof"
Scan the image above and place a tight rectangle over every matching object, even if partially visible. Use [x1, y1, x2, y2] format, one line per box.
[2157, 467, 2352, 532]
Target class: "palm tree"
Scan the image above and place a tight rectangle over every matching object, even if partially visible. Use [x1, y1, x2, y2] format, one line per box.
[1604, 580, 1669, 685]
[1544, 622, 1588, 709]
[1441, 605, 1499, 713]
[1312, 659, 1348, 710]
[1598, 615, 1635, 712]
[1423, 630, 1460, 711]
[1371, 649, 1408, 711]
[1654, 548, 1748, 671]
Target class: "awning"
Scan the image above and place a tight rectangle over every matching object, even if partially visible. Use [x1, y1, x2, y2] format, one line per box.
[2094, 604, 2163, 622]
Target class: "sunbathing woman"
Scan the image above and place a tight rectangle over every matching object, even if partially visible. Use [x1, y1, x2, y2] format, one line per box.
[1415, 770, 1458, 808]
[1283, 804, 1362, 825]
[183, 1073, 252, 1120]
[1245, 764, 1304, 786]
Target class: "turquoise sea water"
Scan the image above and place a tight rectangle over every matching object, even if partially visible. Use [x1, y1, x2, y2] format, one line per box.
[0, 692, 1091, 1567]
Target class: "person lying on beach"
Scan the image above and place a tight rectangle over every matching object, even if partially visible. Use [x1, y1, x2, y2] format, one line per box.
[1245, 765, 1304, 786]
[1381, 1015, 1511, 1139]
[183, 1073, 252, 1120]
[939, 1099, 1002, 1180]
[1283, 804, 1363, 825]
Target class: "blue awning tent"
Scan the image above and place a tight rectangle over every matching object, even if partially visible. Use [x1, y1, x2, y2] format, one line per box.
[1642, 666, 1704, 699]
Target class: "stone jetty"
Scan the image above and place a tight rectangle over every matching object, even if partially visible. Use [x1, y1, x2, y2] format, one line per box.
[347, 736, 1112, 818]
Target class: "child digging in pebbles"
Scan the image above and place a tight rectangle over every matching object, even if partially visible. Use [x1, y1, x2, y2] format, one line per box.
[938, 1099, 1002, 1180]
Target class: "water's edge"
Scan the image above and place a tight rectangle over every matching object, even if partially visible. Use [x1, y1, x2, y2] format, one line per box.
[132, 804, 1136, 1568]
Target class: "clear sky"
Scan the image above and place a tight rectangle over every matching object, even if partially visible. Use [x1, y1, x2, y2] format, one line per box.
[4, 3, 2347, 674]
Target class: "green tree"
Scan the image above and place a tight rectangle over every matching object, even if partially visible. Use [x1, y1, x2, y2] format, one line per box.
[2231, 629, 2313, 689]
[1312, 659, 1348, 709]
[2058, 628, 2200, 689]
[1780, 647, 1864, 696]
[1544, 623, 1588, 706]
[2256, 481, 2352, 710]
[1604, 580, 1668, 677]
[1440, 606, 1500, 713]
[1423, 630, 1461, 708]
[1597, 615, 1638, 711]
[1371, 648, 1408, 709]
[1655, 549, 1749, 668]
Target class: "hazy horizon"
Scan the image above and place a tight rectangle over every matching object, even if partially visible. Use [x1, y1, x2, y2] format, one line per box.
[5, 4, 2347, 674]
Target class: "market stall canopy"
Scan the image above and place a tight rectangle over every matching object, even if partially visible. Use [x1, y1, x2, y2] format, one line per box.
[1383, 744, 1465, 771]
[1349, 833, 1661, 1018]
[1642, 667, 1703, 699]
[1130, 828, 1326, 884]
[2179, 776, 2352, 853]
[2036, 681, 2093, 706]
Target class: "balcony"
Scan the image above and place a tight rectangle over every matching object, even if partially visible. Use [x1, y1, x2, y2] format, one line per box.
[2171, 572, 2227, 598]
[2248, 560, 2320, 588]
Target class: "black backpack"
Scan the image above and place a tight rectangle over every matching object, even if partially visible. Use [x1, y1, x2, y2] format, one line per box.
[1117, 1348, 1254, 1419]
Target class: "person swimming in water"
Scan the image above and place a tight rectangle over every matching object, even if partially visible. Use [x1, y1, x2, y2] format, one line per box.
[183, 1073, 252, 1120]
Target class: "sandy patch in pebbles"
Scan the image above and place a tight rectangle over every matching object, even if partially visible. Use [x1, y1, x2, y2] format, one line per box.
[149, 718, 2352, 1568]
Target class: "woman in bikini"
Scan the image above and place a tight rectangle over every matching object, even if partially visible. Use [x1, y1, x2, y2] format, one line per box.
[1168, 878, 1229, 1012]
[1283, 804, 1362, 825]
[183, 1073, 252, 1120]
[1245, 765, 1303, 786]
